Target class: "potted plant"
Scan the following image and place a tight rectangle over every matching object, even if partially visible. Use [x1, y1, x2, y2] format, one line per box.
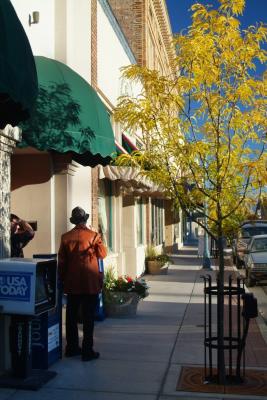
[103, 269, 149, 317]
[145, 245, 170, 275]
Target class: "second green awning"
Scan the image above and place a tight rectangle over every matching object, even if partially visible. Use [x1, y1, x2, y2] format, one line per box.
[19, 56, 116, 166]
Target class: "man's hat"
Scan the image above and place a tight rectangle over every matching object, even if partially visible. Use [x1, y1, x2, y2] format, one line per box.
[70, 207, 89, 225]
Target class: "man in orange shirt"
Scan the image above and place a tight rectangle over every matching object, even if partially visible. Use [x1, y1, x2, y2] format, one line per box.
[58, 207, 107, 361]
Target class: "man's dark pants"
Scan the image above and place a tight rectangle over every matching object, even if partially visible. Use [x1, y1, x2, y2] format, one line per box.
[66, 294, 98, 356]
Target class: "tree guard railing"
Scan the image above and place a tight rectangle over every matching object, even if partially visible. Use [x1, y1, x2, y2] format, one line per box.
[202, 274, 258, 384]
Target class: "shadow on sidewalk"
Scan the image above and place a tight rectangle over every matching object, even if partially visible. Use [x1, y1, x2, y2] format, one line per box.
[169, 257, 202, 266]
[171, 246, 198, 257]
[147, 268, 202, 283]
[169, 245, 207, 267]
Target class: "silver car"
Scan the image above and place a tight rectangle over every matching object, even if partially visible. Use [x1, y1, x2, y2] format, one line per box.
[244, 234, 267, 287]
[233, 221, 267, 268]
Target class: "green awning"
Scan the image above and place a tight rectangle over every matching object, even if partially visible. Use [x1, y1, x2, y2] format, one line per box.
[122, 133, 138, 153]
[19, 56, 116, 166]
[0, 0, 38, 128]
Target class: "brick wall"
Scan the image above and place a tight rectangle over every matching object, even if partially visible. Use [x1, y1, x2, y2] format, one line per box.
[91, 167, 99, 230]
[91, 0, 97, 88]
[108, 0, 145, 66]
[108, 0, 174, 74]
[91, 0, 98, 229]
[164, 199, 174, 253]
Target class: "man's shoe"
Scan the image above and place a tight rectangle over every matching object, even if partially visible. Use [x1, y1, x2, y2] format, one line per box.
[65, 347, 82, 357]
[82, 351, 100, 362]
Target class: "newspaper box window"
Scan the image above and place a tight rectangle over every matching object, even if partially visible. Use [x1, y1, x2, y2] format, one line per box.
[0, 258, 57, 390]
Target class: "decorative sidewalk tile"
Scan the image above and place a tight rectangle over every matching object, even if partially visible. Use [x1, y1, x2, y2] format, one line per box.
[177, 366, 267, 397]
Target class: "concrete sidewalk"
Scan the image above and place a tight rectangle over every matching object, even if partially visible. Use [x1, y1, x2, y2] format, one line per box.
[1, 246, 267, 400]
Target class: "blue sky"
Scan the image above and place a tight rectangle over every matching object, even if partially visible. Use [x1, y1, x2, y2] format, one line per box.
[165, 0, 266, 152]
[166, 0, 267, 34]
[165, 0, 267, 77]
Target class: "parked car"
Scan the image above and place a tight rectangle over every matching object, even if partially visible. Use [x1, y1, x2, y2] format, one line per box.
[232, 220, 267, 268]
[244, 234, 267, 287]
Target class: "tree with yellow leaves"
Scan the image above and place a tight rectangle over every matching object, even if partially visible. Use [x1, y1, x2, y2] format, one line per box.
[115, 0, 267, 384]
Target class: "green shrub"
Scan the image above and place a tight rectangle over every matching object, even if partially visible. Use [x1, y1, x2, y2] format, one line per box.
[145, 245, 158, 260]
[155, 254, 170, 264]
[145, 245, 170, 265]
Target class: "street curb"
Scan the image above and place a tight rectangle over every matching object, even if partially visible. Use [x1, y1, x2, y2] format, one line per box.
[256, 314, 267, 346]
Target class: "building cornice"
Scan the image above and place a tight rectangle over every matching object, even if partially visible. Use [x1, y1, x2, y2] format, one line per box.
[153, 0, 176, 71]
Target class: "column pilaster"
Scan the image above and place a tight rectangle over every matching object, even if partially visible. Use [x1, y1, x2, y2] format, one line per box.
[0, 124, 21, 372]
[0, 124, 21, 258]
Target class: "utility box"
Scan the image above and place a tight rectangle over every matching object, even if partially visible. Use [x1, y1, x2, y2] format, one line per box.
[0, 258, 57, 316]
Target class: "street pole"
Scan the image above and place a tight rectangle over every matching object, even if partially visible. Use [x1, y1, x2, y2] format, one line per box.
[202, 199, 211, 269]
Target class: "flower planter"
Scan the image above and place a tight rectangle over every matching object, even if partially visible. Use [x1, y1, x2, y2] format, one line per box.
[104, 292, 140, 318]
[147, 261, 169, 275]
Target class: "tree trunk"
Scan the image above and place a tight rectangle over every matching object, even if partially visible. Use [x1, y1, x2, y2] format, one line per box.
[217, 231, 226, 384]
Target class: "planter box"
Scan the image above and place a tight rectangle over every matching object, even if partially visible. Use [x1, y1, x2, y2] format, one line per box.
[147, 261, 169, 275]
[104, 292, 140, 318]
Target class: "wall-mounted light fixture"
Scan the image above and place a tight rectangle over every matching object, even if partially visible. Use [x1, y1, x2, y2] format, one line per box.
[28, 11, 40, 26]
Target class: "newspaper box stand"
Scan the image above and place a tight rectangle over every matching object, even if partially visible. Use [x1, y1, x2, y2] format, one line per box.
[32, 254, 62, 370]
[0, 258, 57, 390]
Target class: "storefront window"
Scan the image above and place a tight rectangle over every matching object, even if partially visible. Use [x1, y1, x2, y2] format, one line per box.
[136, 198, 143, 245]
[151, 199, 164, 245]
[98, 180, 113, 250]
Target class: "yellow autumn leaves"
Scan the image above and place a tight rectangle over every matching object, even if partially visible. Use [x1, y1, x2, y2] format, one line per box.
[114, 0, 266, 239]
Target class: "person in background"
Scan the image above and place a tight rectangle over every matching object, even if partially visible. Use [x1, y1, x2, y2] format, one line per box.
[10, 213, 35, 257]
[58, 206, 107, 362]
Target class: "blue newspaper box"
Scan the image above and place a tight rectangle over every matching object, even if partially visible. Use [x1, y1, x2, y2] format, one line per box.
[0, 258, 57, 387]
[95, 292, 105, 321]
[32, 254, 62, 369]
[95, 259, 105, 321]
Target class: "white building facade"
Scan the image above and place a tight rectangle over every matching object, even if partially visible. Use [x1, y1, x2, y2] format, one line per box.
[10, 0, 151, 278]
[10, 0, 183, 280]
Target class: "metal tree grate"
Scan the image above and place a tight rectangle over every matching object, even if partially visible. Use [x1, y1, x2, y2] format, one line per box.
[202, 274, 246, 384]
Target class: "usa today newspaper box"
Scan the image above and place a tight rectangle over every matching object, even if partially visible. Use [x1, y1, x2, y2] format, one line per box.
[0, 258, 57, 389]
